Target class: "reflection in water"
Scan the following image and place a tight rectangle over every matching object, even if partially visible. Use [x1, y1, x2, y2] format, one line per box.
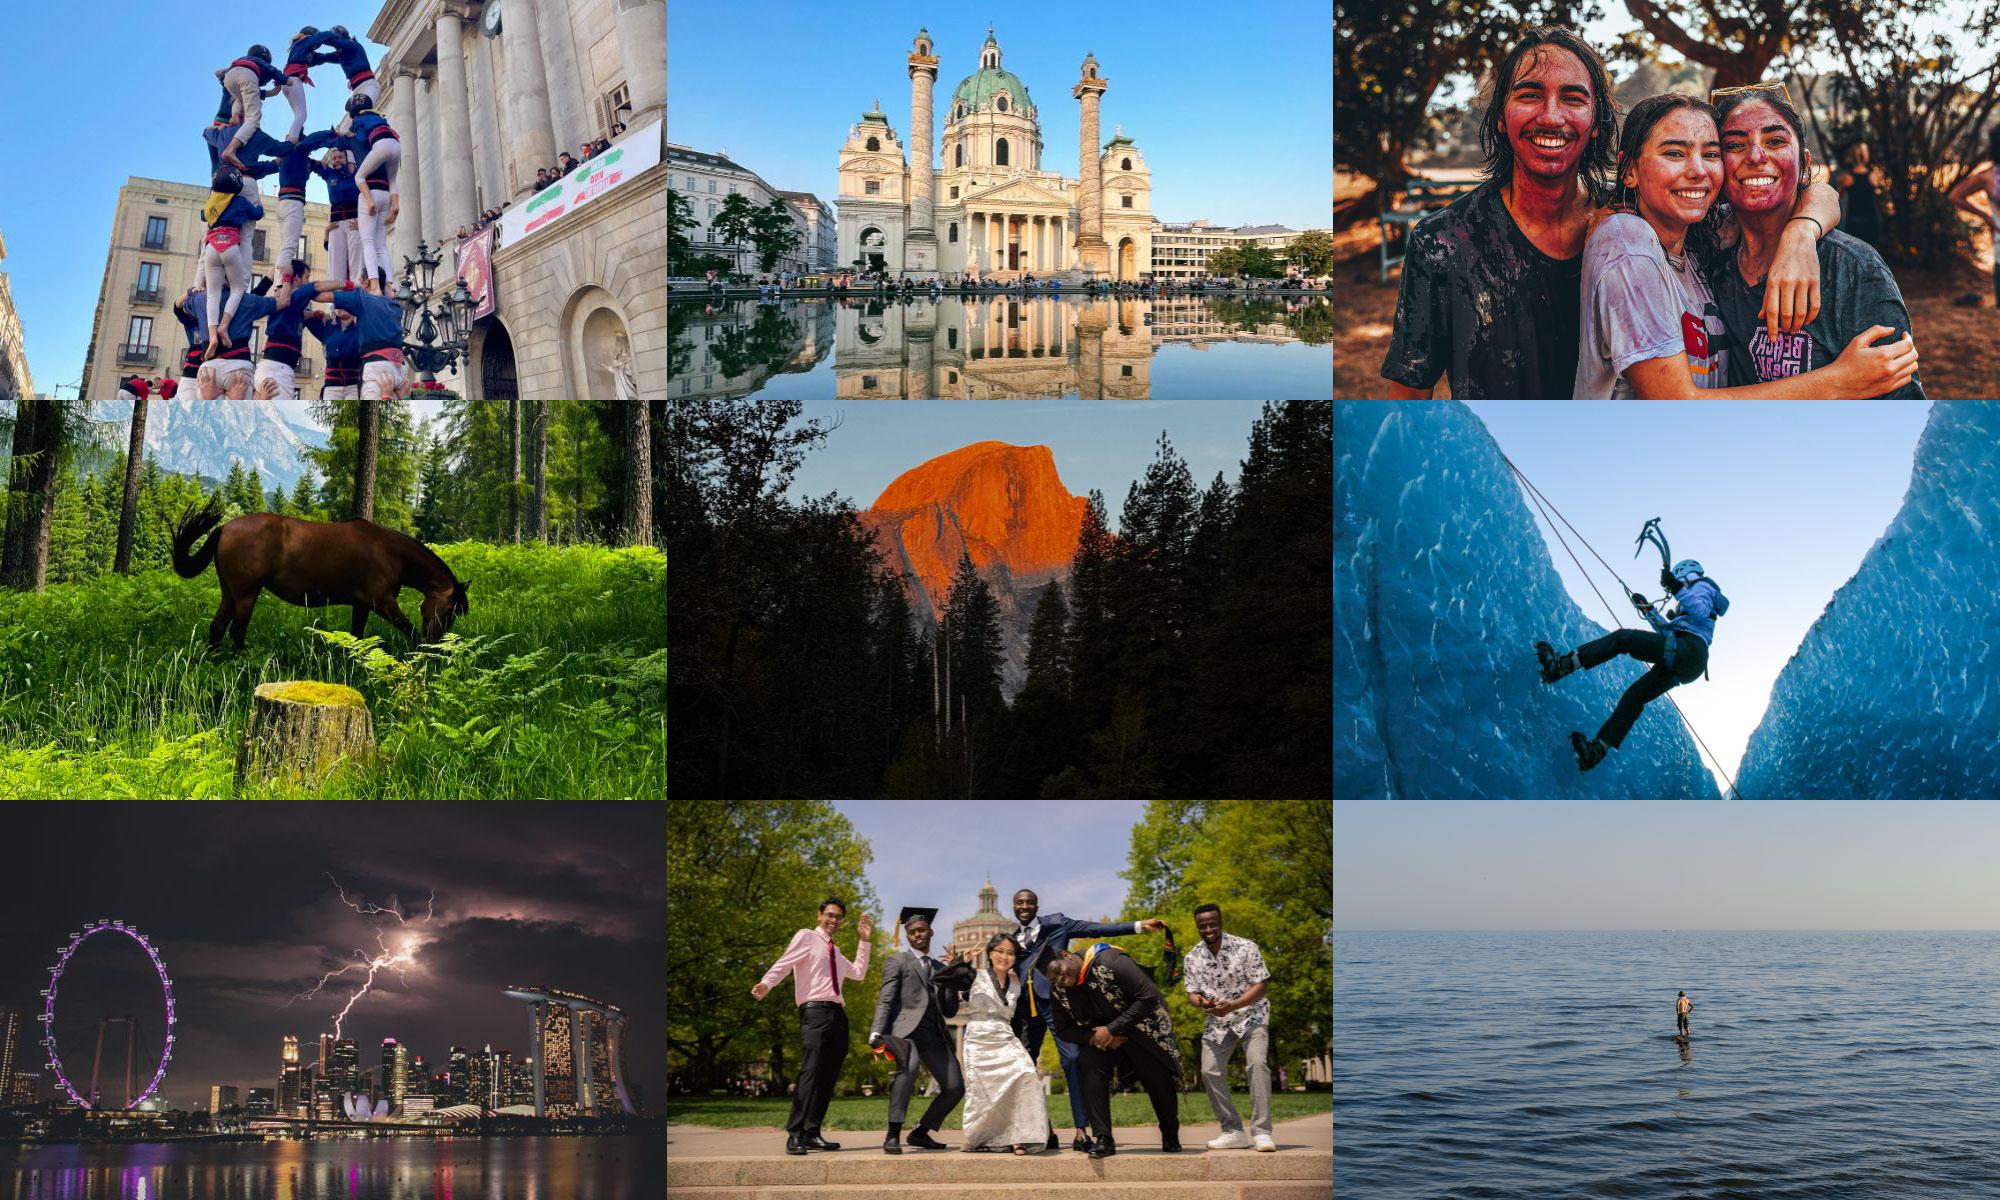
[0, 1135, 661, 1200]
[668, 295, 1333, 399]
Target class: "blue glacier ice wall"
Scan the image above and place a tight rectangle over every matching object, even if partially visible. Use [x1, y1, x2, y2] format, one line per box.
[1336, 401, 1721, 799]
[1736, 401, 2000, 799]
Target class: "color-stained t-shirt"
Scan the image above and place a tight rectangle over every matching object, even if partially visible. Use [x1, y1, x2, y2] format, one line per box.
[1701, 229, 1925, 399]
[1380, 180, 1583, 398]
[1574, 213, 1731, 399]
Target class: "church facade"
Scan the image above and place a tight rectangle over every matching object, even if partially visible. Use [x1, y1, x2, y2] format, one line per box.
[837, 27, 1153, 281]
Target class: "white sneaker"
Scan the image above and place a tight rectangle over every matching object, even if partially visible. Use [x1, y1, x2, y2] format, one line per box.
[1206, 1131, 1252, 1150]
[1253, 1135, 1278, 1153]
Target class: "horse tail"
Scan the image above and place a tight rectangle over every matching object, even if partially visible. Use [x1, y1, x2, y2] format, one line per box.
[171, 495, 227, 579]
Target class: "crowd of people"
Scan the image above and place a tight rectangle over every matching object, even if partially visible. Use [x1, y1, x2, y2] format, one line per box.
[696, 268, 1329, 301]
[119, 26, 415, 406]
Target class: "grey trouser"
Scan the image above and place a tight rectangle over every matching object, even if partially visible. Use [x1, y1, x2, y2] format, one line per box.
[885, 1016, 962, 1129]
[1201, 1023, 1272, 1138]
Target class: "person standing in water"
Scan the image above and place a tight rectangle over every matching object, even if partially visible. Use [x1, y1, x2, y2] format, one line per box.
[1676, 990, 1693, 1035]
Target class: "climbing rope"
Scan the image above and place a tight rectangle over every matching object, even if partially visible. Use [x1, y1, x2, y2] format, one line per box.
[1500, 452, 1742, 799]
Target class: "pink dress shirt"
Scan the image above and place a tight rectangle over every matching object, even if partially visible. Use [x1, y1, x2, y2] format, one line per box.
[759, 928, 870, 1004]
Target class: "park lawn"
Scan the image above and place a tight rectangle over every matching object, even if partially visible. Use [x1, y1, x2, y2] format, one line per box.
[667, 1091, 1332, 1130]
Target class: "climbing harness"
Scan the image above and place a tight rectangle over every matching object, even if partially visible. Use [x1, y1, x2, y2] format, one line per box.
[1499, 452, 1740, 799]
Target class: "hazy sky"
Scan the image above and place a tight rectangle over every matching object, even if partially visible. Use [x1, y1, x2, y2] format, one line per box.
[834, 801, 1148, 936]
[1463, 401, 1933, 796]
[1336, 801, 2000, 930]
[788, 401, 1272, 529]
[669, 3, 1332, 231]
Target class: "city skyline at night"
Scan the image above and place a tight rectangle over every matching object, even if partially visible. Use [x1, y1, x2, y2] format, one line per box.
[0, 803, 663, 1113]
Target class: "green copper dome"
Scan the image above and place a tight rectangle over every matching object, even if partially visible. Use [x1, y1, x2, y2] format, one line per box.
[950, 67, 1033, 117]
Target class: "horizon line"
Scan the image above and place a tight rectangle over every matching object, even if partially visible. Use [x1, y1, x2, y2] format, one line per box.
[1336, 928, 2000, 934]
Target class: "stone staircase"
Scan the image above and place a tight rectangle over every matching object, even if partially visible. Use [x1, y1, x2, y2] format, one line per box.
[668, 1145, 1331, 1198]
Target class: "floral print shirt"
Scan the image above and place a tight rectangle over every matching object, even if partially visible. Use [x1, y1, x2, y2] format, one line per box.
[1183, 932, 1270, 1042]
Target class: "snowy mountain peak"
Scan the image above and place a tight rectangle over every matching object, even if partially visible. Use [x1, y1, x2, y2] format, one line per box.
[89, 398, 328, 490]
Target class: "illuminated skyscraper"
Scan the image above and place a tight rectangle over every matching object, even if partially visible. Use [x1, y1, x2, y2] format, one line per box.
[380, 1038, 408, 1111]
[483, 1046, 515, 1109]
[503, 987, 635, 1118]
[0, 1006, 23, 1105]
[330, 1039, 359, 1100]
[278, 1035, 302, 1117]
[447, 1045, 470, 1105]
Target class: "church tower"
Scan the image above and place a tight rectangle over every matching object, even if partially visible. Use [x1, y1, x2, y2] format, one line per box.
[904, 27, 940, 277]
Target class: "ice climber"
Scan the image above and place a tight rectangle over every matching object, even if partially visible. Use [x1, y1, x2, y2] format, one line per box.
[1535, 558, 1729, 771]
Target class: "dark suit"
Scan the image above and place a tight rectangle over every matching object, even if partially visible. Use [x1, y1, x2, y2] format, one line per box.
[1009, 912, 1141, 1132]
[1048, 945, 1182, 1146]
[870, 950, 973, 1130]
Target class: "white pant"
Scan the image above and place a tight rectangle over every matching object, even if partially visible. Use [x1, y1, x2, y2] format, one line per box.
[321, 383, 359, 402]
[278, 198, 305, 274]
[329, 221, 366, 284]
[222, 66, 265, 150]
[254, 358, 297, 401]
[281, 77, 308, 141]
[362, 359, 408, 403]
[202, 242, 250, 330]
[196, 358, 253, 400]
[359, 188, 395, 286]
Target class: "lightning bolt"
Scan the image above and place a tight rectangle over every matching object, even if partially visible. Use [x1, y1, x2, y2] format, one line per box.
[290, 873, 438, 1038]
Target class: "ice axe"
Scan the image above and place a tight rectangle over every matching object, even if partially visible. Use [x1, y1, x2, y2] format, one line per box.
[1635, 517, 1675, 608]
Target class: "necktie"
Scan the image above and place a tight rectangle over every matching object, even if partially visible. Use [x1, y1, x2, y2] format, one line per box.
[827, 938, 840, 999]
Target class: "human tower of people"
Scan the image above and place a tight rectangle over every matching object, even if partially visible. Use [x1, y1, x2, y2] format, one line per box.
[121, 26, 414, 404]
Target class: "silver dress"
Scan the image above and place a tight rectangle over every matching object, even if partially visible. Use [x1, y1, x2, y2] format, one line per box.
[957, 967, 1050, 1150]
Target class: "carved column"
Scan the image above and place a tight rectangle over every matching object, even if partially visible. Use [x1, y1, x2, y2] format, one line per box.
[1072, 55, 1109, 277]
[504, 0, 559, 194]
[386, 67, 425, 278]
[615, 0, 666, 128]
[904, 31, 940, 277]
[434, 4, 479, 235]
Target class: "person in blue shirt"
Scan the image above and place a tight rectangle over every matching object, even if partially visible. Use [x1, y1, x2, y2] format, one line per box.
[308, 148, 366, 285]
[242, 132, 338, 286]
[292, 26, 380, 120]
[277, 26, 327, 144]
[171, 286, 207, 380]
[215, 46, 287, 171]
[196, 278, 278, 400]
[303, 308, 363, 402]
[199, 169, 264, 355]
[1538, 559, 1730, 771]
[345, 95, 404, 292]
[304, 282, 411, 403]
[254, 267, 324, 402]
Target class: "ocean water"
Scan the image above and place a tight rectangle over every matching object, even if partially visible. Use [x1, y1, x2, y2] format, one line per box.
[1335, 931, 2000, 1197]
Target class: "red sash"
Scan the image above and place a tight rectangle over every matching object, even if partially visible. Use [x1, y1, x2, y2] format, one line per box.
[205, 226, 242, 253]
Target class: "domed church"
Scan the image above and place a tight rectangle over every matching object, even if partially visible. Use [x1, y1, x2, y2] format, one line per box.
[837, 26, 1153, 281]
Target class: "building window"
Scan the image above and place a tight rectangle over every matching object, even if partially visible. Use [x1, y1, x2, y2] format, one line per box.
[253, 228, 269, 261]
[866, 136, 880, 150]
[955, 145, 964, 168]
[708, 180, 717, 193]
[949, 185, 959, 198]
[862, 375, 877, 390]
[948, 223, 957, 243]
[143, 215, 169, 249]
[127, 315, 154, 349]
[996, 138, 1008, 166]
[1122, 365, 1133, 377]
[865, 180, 880, 194]
[707, 202, 717, 218]
[137, 261, 161, 290]
[1121, 195, 1133, 208]
[1122, 157, 1132, 170]
[599, 83, 632, 134]
[997, 94, 1008, 112]
[956, 103, 965, 119]
[728, 182, 737, 194]
[948, 328, 957, 349]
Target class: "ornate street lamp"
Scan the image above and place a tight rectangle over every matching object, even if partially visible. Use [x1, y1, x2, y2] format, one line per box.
[393, 243, 477, 385]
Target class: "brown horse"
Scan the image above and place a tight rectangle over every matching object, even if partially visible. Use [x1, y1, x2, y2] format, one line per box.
[171, 496, 468, 650]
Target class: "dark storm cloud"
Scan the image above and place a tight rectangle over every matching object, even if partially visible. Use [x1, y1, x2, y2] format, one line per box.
[0, 803, 663, 1111]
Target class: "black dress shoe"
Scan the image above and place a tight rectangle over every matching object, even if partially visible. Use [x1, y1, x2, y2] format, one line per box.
[882, 1132, 902, 1155]
[785, 1135, 807, 1155]
[1161, 1137, 1183, 1153]
[1087, 1140, 1116, 1159]
[906, 1128, 946, 1150]
[1072, 1132, 1096, 1153]
[804, 1134, 841, 1151]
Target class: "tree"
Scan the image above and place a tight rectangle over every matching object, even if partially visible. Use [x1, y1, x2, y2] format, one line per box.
[623, 400, 654, 546]
[529, 398, 549, 541]
[221, 461, 251, 515]
[289, 468, 320, 520]
[1621, 0, 1816, 92]
[413, 431, 453, 544]
[2, 397, 72, 592]
[1021, 581, 1072, 701]
[507, 397, 522, 542]
[113, 393, 149, 573]
[1335, 0, 1602, 213]
[355, 397, 380, 521]
[711, 193, 805, 275]
[1065, 489, 1119, 734]
[668, 189, 697, 276]
[1285, 230, 1335, 277]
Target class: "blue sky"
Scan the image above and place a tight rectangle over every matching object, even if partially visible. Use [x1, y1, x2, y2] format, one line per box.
[0, 2, 388, 396]
[835, 801, 1149, 935]
[1463, 401, 1932, 797]
[787, 400, 1270, 529]
[667, 2, 1332, 230]
[1335, 801, 2000, 930]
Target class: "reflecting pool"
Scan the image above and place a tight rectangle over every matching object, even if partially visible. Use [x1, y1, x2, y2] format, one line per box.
[667, 295, 1333, 399]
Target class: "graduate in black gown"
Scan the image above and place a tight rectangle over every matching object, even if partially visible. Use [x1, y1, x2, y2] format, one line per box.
[1044, 942, 1183, 1158]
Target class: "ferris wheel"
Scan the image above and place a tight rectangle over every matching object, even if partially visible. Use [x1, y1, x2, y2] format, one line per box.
[38, 920, 178, 1109]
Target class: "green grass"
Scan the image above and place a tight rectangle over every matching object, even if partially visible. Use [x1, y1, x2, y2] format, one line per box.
[0, 542, 663, 798]
[665, 1092, 1332, 1131]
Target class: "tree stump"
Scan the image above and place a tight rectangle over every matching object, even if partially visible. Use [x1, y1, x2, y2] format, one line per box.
[236, 681, 377, 793]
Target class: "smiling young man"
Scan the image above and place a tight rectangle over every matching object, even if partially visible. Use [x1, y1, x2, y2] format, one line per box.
[1380, 26, 1843, 399]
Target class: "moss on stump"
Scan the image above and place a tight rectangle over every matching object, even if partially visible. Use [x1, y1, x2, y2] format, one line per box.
[236, 681, 377, 794]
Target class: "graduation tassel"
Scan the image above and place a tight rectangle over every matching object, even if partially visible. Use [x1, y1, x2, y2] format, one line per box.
[893, 917, 903, 949]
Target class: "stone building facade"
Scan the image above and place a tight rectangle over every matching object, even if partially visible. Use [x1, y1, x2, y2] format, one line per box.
[1150, 220, 1334, 279]
[367, 0, 664, 400]
[0, 233, 33, 405]
[838, 27, 1153, 281]
[665, 143, 830, 276]
[79, 179, 334, 400]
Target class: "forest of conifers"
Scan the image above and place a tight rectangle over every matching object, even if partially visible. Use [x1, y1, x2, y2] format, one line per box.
[667, 400, 1332, 799]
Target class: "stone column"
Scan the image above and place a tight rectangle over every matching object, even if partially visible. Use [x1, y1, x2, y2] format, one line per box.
[504, 0, 559, 196]
[434, 5, 479, 236]
[616, 0, 666, 128]
[1073, 56, 1109, 277]
[904, 31, 939, 278]
[415, 70, 440, 248]
[386, 67, 425, 281]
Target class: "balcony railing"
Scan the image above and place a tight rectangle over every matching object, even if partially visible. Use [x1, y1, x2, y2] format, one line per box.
[295, 356, 316, 377]
[118, 344, 159, 366]
[131, 285, 163, 306]
[141, 233, 169, 251]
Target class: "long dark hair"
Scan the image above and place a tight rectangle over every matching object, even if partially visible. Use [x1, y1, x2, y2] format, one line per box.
[1613, 93, 1723, 266]
[1712, 88, 1813, 202]
[1477, 25, 1618, 202]
[984, 933, 1022, 997]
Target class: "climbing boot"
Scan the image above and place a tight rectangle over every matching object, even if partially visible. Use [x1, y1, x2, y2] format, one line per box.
[1537, 640, 1578, 684]
[1571, 732, 1608, 772]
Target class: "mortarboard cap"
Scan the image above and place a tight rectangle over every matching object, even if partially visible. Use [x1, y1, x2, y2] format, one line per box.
[893, 906, 939, 948]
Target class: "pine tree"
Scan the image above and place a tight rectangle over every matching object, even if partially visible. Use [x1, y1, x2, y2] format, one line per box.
[244, 467, 265, 512]
[413, 433, 453, 544]
[268, 486, 290, 516]
[290, 469, 319, 520]
[1021, 581, 1071, 700]
[1065, 489, 1119, 734]
[222, 461, 251, 515]
[940, 550, 1005, 715]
